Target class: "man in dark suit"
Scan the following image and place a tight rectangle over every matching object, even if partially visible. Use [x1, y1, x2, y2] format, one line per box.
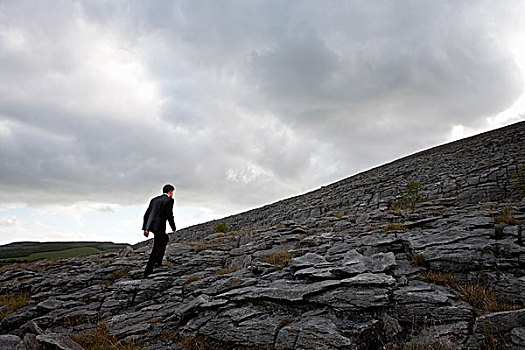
[142, 184, 176, 277]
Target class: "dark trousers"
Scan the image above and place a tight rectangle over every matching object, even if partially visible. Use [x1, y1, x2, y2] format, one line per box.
[145, 232, 169, 276]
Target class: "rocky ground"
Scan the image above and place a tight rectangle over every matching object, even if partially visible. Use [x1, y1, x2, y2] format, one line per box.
[1, 122, 524, 349]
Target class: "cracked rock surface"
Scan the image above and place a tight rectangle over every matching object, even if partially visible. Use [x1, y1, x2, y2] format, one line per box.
[1, 122, 525, 349]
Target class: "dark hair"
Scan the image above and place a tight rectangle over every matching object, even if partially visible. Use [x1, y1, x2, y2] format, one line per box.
[163, 184, 175, 193]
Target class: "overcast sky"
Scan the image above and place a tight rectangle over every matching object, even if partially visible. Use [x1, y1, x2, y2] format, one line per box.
[1, 1, 525, 245]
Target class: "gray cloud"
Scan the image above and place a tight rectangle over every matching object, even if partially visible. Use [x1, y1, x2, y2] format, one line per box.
[0, 1, 523, 214]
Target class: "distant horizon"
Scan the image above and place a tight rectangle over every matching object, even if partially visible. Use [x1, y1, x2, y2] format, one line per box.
[3, 120, 523, 246]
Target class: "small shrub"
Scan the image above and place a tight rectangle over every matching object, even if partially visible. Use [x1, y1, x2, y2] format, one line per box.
[384, 223, 407, 232]
[0, 291, 31, 320]
[213, 222, 229, 233]
[262, 251, 293, 268]
[393, 181, 425, 211]
[419, 271, 457, 286]
[493, 207, 519, 226]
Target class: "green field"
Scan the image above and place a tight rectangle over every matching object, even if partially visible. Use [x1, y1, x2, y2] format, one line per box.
[0, 247, 102, 262]
[0, 241, 128, 264]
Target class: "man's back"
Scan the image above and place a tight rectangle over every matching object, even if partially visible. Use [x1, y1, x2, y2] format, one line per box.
[142, 194, 175, 234]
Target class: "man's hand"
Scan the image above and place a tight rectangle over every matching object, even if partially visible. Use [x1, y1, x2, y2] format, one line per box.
[143, 230, 149, 237]
[170, 230, 176, 235]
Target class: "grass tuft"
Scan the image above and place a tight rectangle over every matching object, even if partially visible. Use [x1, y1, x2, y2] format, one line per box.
[262, 251, 293, 268]
[384, 223, 407, 232]
[218, 267, 240, 275]
[418, 271, 519, 313]
[410, 253, 426, 267]
[0, 291, 31, 320]
[102, 270, 129, 286]
[280, 317, 294, 325]
[184, 275, 202, 285]
[493, 207, 519, 225]
[194, 245, 210, 253]
[72, 323, 143, 350]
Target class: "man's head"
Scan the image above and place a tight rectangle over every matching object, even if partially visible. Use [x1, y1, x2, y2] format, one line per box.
[163, 184, 175, 198]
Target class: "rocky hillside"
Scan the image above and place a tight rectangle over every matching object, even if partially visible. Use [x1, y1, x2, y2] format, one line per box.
[1, 121, 525, 349]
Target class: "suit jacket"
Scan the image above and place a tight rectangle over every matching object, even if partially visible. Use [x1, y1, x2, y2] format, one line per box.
[142, 194, 176, 234]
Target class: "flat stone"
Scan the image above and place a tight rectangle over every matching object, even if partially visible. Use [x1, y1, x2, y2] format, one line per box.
[364, 252, 396, 273]
[287, 253, 330, 269]
[0, 335, 24, 350]
[218, 279, 341, 302]
[309, 286, 390, 310]
[205, 277, 258, 295]
[294, 266, 338, 279]
[36, 335, 84, 350]
[276, 317, 355, 349]
[341, 273, 396, 287]
[36, 298, 64, 312]
[200, 314, 281, 347]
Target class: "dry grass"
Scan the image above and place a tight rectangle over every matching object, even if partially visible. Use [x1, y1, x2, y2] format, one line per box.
[102, 270, 130, 286]
[410, 253, 426, 267]
[280, 317, 293, 325]
[384, 223, 407, 232]
[160, 330, 228, 350]
[493, 207, 519, 225]
[419, 271, 457, 285]
[457, 282, 519, 313]
[218, 267, 240, 275]
[184, 275, 202, 285]
[418, 271, 519, 313]
[390, 202, 407, 212]
[72, 324, 143, 350]
[194, 245, 210, 253]
[262, 251, 293, 268]
[0, 291, 31, 320]
[163, 261, 175, 269]
[92, 259, 107, 264]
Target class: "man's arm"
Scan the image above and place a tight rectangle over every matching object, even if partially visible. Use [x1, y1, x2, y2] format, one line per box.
[168, 198, 176, 232]
[142, 201, 152, 235]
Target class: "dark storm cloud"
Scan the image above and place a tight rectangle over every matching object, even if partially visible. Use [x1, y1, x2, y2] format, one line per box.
[0, 1, 523, 212]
